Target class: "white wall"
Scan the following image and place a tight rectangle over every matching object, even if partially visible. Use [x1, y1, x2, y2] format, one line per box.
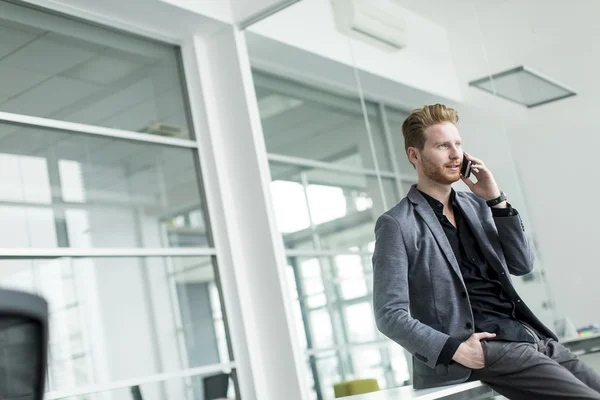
[394, 0, 600, 329]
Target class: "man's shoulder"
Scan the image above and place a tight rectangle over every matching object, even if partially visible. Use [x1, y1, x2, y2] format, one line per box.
[377, 197, 415, 225]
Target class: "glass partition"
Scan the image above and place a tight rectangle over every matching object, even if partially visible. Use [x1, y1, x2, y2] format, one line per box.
[0, 256, 231, 395]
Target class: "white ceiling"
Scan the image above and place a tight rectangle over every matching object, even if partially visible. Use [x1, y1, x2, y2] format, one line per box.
[394, 0, 509, 29]
[0, 13, 189, 137]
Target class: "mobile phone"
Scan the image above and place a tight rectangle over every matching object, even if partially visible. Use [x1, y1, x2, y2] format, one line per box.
[461, 154, 472, 178]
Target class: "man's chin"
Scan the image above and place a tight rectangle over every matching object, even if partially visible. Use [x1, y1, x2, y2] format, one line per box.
[432, 173, 460, 185]
[448, 174, 461, 183]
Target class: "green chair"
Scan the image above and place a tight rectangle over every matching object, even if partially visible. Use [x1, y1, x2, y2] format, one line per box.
[334, 379, 380, 398]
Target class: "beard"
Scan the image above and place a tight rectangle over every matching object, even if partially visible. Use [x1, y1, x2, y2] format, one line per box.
[421, 155, 461, 185]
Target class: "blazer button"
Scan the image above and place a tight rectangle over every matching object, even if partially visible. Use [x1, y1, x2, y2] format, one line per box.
[461, 291, 467, 298]
[465, 322, 472, 329]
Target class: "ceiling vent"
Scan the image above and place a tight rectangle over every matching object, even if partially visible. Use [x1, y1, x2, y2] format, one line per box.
[141, 123, 187, 138]
[469, 66, 576, 108]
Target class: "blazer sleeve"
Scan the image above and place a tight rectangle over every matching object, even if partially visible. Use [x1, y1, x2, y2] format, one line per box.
[491, 206, 535, 276]
[372, 213, 450, 369]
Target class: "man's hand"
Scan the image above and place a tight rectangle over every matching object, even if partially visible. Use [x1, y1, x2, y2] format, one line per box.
[452, 332, 496, 369]
[460, 153, 501, 201]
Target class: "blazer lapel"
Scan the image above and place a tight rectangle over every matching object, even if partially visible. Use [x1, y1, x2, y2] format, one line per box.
[407, 186, 464, 283]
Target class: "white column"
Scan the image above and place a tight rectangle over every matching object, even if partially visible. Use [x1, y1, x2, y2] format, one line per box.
[181, 27, 309, 400]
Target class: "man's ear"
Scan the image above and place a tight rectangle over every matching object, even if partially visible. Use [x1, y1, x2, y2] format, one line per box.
[407, 147, 419, 166]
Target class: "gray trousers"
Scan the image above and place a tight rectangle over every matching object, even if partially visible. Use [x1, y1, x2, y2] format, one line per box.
[470, 337, 600, 399]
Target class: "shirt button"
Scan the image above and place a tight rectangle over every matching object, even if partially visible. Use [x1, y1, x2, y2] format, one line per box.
[517, 299, 522, 303]
[465, 322, 472, 329]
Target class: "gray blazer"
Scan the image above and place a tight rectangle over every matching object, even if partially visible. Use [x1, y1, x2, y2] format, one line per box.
[372, 185, 556, 389]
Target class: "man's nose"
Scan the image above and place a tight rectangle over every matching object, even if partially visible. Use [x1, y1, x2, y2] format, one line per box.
[450, 148, 461, 159]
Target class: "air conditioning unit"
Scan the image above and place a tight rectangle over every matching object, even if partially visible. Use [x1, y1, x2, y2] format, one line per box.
[331, 0, 408, 51]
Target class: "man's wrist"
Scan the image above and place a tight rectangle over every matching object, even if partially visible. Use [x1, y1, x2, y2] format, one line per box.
[492, 201, 508, 209]
[484, 190, 502, 201]
[486, 191, 507, 207]
[451, 342, 465, 362]
[439, 337, 462, 365]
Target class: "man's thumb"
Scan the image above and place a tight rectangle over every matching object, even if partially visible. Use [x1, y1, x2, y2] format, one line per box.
[474, 332, 496, 341]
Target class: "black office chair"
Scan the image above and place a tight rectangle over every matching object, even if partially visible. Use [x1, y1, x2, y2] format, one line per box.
[0, 288, 48, 400]
[203, 372, 229, 400]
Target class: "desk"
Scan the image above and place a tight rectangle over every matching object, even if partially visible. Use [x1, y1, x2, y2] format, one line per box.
[339, 381, 493, 400]
[562, 333, 600, 355]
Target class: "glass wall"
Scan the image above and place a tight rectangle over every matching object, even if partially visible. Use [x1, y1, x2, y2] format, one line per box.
[0, 1, 235, 399]
[0, 122, 207, 248]
[252, 70, 412, 399]
[244, 1, 560, 398]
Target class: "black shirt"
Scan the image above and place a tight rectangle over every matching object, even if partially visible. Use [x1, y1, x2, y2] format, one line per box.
[417, 190, 537, 365]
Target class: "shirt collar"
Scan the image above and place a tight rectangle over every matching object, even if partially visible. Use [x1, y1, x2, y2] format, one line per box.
[418, 188, 457, 214]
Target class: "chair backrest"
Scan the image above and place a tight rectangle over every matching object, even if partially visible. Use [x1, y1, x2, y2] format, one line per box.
[131, 385, 144, 400]
[203, 373, 229, 400]
[0, 289, 48, 400]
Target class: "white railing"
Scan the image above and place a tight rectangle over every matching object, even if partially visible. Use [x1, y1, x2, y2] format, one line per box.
[45, 362, 236, 399]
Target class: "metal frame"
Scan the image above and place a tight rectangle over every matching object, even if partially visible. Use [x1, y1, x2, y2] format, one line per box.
[286, 249, 373, 257]
[237, 0, 303, 29]
[268, 153, 397, 179]
[0, 248, 217, 259]
[0, 111, 199, 149]
[45, 362, 236, 399]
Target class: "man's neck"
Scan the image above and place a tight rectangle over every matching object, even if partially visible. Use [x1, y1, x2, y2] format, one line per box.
[416, 180, 453, 208]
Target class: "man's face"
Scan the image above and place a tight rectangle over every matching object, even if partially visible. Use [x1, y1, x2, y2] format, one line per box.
[412, 122, 463, 185]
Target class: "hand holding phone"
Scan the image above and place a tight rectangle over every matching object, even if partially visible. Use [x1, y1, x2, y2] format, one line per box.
[461, 154, 472, 179]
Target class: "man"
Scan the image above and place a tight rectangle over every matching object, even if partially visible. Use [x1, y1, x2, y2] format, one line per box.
[372, 104, 600, 399]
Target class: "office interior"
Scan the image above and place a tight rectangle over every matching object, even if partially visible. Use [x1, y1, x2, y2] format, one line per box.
[0, 0, 596, 399]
